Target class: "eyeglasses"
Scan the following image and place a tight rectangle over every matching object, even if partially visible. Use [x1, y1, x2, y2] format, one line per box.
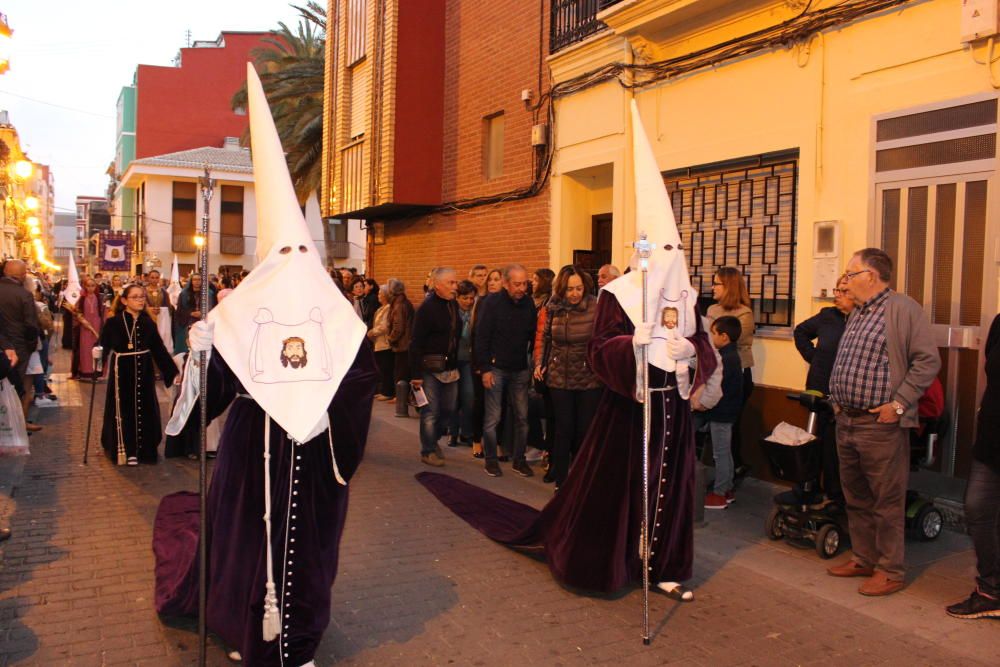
[832, 288, 846, 295]
[842, 269, 871, 280]
[126, 295, 146, 300]
[711, 281, 723, 287]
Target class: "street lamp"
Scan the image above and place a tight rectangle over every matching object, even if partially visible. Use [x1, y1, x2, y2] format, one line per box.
[26, 216, 39, 229]
[24, 196, 38, 211]
[13, 160, 32, 179]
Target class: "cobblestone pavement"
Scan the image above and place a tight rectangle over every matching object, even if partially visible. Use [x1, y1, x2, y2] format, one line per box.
[0, 346, 997, 666]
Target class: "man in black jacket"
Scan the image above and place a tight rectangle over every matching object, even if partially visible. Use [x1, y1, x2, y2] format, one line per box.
[410, 268, 460, 467]
[474, 263, 536, 478]
[0, 260, 41, 430]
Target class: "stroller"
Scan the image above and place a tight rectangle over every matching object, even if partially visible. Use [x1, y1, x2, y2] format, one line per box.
[762, 391, 945, 559]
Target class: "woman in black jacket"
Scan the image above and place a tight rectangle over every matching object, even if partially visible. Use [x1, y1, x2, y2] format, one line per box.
[946, 313, 1000, 619]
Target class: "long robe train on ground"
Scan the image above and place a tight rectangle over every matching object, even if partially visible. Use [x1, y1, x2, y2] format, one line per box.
[417, 293, 716, 594]
[99, 311, 178, 463]
[153, 344, 376, 667]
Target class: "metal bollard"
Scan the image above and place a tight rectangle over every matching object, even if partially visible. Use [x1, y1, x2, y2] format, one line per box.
[394, 380, 411, 418]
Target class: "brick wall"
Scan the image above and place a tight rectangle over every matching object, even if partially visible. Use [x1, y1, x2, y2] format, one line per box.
[369, 0, 551, 300]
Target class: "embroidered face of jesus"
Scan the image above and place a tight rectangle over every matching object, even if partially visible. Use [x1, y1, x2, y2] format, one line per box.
[660, 306, 679, 330]
[280, 337, 308, 369]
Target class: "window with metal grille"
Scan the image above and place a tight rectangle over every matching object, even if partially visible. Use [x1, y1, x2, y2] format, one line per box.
[347, 0, 367, 66]
[665, 150, 799, 329]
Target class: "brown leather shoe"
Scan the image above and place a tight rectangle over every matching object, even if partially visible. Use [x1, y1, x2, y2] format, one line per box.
[859, 572, 905, 596]
[827, 559, 874, 578]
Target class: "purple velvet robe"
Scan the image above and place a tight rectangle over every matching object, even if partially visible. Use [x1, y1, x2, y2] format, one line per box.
[418, 293, 715, 593]
[153, 343, 376, 666]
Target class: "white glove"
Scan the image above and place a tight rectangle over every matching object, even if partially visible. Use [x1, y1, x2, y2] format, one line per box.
[633, 322, 654, 346]
[189, 320, 215, 353]
[666, 336, 695, 361]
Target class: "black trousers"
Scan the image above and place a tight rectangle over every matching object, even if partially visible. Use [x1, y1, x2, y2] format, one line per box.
[965, 460, 1000, 597]
[393, 350, 410, 383]
[731, 368, 754, 468]
[374, 349, 394, 397]
[548, 387, 603, 484]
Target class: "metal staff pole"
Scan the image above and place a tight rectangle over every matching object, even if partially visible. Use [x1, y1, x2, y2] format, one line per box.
[82, 345, 103, 465]
[633, 231, 654, 645]
[197, 167, 215, 667]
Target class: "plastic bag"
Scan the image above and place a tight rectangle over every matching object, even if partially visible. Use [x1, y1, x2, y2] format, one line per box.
[764, 421, 815, 446]
[0, 379, 29, 456]
[25, 351, 43, 376]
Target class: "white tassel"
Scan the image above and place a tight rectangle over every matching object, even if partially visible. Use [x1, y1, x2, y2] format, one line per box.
[262, 581, 280, 641]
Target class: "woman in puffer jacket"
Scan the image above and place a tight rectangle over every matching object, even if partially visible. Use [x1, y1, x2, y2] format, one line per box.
[533, 265, 603, 490]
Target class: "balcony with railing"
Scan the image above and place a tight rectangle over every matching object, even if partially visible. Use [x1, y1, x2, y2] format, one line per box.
[172, 234, 197, 253]
[219, 234, 245, 255]
[550, 0, 624, 53]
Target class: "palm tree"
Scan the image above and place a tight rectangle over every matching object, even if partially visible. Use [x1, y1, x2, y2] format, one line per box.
[232, 3, 326, 204]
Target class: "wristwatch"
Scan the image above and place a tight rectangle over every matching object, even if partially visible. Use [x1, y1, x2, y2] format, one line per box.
[892, 400, 905, 416]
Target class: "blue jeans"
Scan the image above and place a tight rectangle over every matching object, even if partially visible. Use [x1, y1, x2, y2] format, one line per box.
[419, 373, 458, 456]
[449, 361, 475, 441]
[33, 337, 51, 395]
[483, 368, 530, 463]
[694, 413, 734, 494]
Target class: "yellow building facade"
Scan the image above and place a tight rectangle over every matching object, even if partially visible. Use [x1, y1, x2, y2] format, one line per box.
[549, 0, 998, 478]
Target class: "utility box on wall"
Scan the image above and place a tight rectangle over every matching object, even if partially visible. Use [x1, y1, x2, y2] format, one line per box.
[812, 220, 841, 298]
[961, 0, 999, 42]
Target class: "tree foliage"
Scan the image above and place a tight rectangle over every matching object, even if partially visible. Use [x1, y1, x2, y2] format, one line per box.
[233, 3, 327, 204]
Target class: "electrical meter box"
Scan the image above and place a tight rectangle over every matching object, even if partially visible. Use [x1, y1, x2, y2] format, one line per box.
[961, 0, 999, 42]
[813, 220, 841, 299]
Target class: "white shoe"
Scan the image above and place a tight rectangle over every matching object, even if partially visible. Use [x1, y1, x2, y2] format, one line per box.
[227, 650, 242, 662]
[525, 447, 544, 462]
[656, 581, 694, 602]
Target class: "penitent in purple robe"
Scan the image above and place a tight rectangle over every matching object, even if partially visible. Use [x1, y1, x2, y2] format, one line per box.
[153, 343, 376, 666]
[418, 292, 715, 593]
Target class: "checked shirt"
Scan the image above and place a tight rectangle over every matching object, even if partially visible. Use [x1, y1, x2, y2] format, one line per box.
[829, 288, 892, 410]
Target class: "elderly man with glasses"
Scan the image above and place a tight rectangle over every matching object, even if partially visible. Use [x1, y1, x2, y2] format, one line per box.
[826, 248, 940, 596]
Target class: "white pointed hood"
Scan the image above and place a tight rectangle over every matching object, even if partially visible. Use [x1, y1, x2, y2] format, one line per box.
[63, 254, 82, 307]
[167, 255, 181, 308]
[207, 64, 366, 443]
[604, 100, 696, 373]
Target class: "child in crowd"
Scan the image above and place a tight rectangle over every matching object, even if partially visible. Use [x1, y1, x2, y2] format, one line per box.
[695, 315, 743, 509]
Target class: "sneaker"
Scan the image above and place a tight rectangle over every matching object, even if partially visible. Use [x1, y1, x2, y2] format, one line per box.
[525, 447, 545, 462]
[46, 393, 58, 401]
[512, 460, 534, 477]
[484, 460, 502, 477]
[447, 437, 460, 448]
[34, 396, 57, 407]
[725, 491, 735, 505]
[946, 590, 1000, 619]
[420, 452, 445, 467]
[704, 492, 728, 509]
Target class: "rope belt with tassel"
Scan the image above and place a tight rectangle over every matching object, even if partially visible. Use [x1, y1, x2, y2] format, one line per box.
[111, 349, 149, 466]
